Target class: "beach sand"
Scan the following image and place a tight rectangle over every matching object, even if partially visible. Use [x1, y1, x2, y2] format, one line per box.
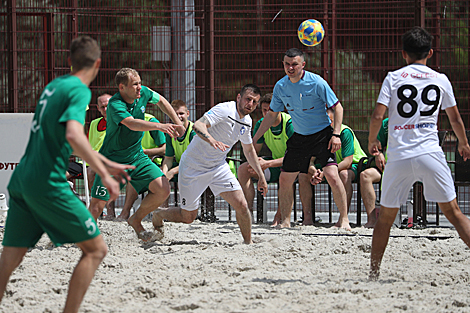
[1, 215, 470, 312]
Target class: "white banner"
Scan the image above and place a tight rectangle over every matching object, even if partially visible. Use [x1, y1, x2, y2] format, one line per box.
[0, 113, 34, 203]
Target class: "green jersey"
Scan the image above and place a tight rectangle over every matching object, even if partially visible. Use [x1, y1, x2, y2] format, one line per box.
[9, 74, 90, 190]
[99, 86, 160, 163]
[336, 124, 367, 165]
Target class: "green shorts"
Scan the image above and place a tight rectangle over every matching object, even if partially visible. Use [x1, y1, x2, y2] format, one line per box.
[91, 155, 164, 201]
[3, 183, 100, 248]
[268, 166, 281, 183]
[350, 158, 378, 183]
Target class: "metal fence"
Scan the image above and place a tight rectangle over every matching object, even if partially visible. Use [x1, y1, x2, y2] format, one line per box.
[2, 0, 470, 222]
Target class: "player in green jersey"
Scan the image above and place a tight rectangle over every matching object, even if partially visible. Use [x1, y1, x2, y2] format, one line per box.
[0, 36, 133, 313]
[88, 68, 185, 241]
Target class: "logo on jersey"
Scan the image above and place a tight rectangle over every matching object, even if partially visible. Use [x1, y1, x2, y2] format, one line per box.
[141, 106, 145, 113]
[394, 123, 436, 131]
[401, 72, 408, 78]
[327, 157, 335, 163]
[240, 126, 246, 135]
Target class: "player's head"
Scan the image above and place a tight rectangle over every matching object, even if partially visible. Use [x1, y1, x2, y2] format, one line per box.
[237, 84, 261, 117]
[259, 93, 273, 118]
[283, 48, 305, 80]
[171, 99, 190, 124]
[402, 26, 433, 61]
[115, 68, 142, 101]
[97, 93, 112, 119]
[70, 36, 101, 76]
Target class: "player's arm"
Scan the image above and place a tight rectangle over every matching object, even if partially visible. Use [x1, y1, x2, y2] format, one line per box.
[368, 103, 387, 156]
[66, 120, 133, 201]
[120, 117, 182, 138]
[193, 115, 229, 151]
[154, 95, 185, 137]
[328, 103, 343, 153]
[143, 144, 166, 159]
[242, 142, 267, 196]
[252, 110, 279, 143]
[445, 105, 470, 161]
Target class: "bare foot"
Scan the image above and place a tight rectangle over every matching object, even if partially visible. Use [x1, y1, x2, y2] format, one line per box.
[137, 231, 155, 242]
[115, 216, 128, 222]
[104, 215, 115, 221]
[301, 219, 314, 226]
[127, 214, 146, 238]
[270, 219, 280, 228]
[275, 221, 291, 229]
[363, 221, 376, 229]
[332, 220, 352, 231]
[152, 209, 164, 228]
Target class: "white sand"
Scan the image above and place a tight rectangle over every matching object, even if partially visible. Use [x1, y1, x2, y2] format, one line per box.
[1, 216, 470, 313]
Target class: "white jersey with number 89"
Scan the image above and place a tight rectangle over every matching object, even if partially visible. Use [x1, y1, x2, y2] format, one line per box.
[377, 63, 456, 162]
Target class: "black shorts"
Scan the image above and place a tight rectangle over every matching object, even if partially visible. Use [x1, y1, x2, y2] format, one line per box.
[67, 161, 84, 179]
[283, 126, 337, 174]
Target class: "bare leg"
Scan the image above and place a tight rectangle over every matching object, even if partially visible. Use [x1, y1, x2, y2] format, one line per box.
[439, 199, 470, 247]
[105, 200, 116, 220]
[219, 190, 253, 244]
[298, 173, 314, 225]
[277, 171, 299, 228]
[63, 235, 107, 313]
[237, 162, 259, 214]
[339, 169, 355, 211]
[323, 165, 351, 230]
[117, 184, 138, 221]
[370, 206, 399, 280]
[88, 198, 106, 221]
[360, 168, 381, 228]
[0, 246, 28, 304]
[127, 176, 170, 240]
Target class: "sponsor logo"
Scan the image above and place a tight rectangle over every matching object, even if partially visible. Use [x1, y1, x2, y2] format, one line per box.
[401, 72, 408, 78]
[141, 106, 145, 113]
[394, 123, 436, 130]
[327, 158, 334, 163]
[410, 73, 438, 79]
[240, 126, 246, 135]
[0, 162, 20, 170]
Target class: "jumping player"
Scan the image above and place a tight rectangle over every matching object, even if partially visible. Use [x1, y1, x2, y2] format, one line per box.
[369, 26, 470, 280]
[152, 84, 268, 244]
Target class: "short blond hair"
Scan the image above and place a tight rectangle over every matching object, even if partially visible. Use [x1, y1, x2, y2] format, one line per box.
[115, 68, 139, 87]
[171, 99, 188, 111]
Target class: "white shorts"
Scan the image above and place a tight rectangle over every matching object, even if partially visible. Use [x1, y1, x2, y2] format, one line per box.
[178, 162, 241, 211]
[380, 151, 456, 208]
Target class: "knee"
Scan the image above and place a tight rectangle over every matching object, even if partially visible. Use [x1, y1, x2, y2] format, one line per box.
[338, 170, 349, 184]
[85, 240, 108, 262]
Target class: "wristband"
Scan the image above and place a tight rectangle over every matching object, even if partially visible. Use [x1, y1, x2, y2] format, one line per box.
[332, 134, 341, 138]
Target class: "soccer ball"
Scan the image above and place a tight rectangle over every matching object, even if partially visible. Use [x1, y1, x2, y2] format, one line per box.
[297, 19, 324, 47]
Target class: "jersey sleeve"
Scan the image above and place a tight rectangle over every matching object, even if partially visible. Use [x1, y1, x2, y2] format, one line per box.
[377, 73, 392, 107]
[203, 103, 226, 126]
[149, 117, 166, 146]
[316, 77, 339, 108]
[270, 84, 285, 112]
[377, 118, 388, 148]
[286, 118, 295, 138]
[253, 119, 265, 144]
[142, 86, 161, 104]
[108, 99, 132, 125]
[59, 85, 90, 125]
[440, 74, 457, 110]
[340, 128, 354, 158]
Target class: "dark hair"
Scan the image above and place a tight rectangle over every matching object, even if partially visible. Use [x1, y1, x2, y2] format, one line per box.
[402, 26, 433, 61]
[70, 36, 101, 71]
[115, 68, 139, 86]
[240, 84, 261, 97]
[259, 93, 272, 105]
[285, 48, 304, 59]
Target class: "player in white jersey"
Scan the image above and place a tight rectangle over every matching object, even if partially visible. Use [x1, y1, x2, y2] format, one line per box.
[152, 84, 268, 244]
[368, 27, 470, 280]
